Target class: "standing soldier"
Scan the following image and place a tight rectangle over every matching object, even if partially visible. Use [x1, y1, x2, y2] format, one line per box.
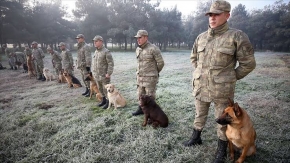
[31, 41, 46, 81]
[92, 35, 114, 109]
[3, 44, 17, 70]
[58, 42, 74, 75]
[132, 30, 165, 116]
[182, 1, 256, 163]
[75, 34, 92, 97]
[47, 47, 62, 77]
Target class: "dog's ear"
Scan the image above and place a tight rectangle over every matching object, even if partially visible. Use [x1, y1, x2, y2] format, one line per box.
[228, 98, 234, 107]
[234, 103, 242, 117]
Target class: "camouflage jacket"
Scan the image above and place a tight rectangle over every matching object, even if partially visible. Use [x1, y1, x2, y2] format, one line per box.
[190, 22, 256, 102]
[92, 46, 114, 81]
[32, 47, 45, 61]
[50, 50, 62, 67]
[61, 49, 73, 70]
[24, 49, 32, 58]
[136, 41, 164, 77]
[76, 42, 91, 69]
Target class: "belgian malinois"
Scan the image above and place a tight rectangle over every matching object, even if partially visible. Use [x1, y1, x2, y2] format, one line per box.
[216, 98, 256, 163]
[84, 72, 102, 102]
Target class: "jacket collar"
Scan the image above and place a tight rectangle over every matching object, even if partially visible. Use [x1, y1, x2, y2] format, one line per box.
[207, 22, 229, 37]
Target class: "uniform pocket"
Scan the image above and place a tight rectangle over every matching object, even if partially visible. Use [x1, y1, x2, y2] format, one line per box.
[192, 71, 201, 97]
[213, 75, 236, 98]
[213, 47, 236, 66]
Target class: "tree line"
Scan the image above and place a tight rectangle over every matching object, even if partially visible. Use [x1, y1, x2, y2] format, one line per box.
[1, 0, 290, 52]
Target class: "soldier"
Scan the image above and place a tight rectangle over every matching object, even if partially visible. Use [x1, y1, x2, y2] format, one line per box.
[92, 35, 114, 109]
[47, 47, 62, 77]
[58, 42, 74, 76]
[31, 41, 46, 81]
[132, 30, 165, 116]
[3, 44, 17, 70]
[75, 34, 92, 97]
[182, 1, 256, 163]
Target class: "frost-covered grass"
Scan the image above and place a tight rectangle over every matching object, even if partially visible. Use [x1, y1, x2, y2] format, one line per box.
[0, 51, 289, 163]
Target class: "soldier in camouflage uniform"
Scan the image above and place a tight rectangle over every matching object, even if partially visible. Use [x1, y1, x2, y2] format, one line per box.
[92, 35, 114, 109]
[182, 1, 256, 163]
[58, 42, 74, 76]
[31, 41, 46, 81]
[132, 30, 165, 116]
[3, 44, 17, 70]
[47, 47, 62, 77]
[75, 34, 92, 96]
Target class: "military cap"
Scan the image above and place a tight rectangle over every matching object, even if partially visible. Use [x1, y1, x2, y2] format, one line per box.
[58, 42, 66, 46]
[205, 0, 231, 16]
[75, 34, 85, 39]
[134, 30, 148, 38]
[92, 35, 103, 41]
[31, 41, 38, 45]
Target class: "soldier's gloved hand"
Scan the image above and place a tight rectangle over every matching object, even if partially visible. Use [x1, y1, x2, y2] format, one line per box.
[86, 67, 90, 72]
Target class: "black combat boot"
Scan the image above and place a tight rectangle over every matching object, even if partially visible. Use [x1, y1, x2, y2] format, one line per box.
[41, 74, 46, 81]
[98, 97, 106, 107]
[37, 75, 42, 80]
[102, 99, 109, 109]
[82, 87, 89, 96]
[132, 106, 144, 116]
[212, 139, 228, 163]
[183, 128, 202, 146]
[13, 66, 17, 70]
[84, 89, 90, 97]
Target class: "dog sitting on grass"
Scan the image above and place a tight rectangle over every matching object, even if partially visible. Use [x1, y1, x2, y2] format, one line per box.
[85, 72, 102, 102]
[63, 70, 82, 88]
[139, 95, 168, 128]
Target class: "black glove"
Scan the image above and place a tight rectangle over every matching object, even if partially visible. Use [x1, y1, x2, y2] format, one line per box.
[86, 67, 90, 72]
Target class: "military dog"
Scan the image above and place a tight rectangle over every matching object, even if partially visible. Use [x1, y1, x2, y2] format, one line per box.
[43, 68, 54, 81]
[139, 95, 168, 128]
[85, 72, 102, 102]
[216, 98, 256, 163]
[105, 84, 126, 110]
[27, 55, 36, 78]
[63, 70, 82, 88]
[58, 69, 67, 83]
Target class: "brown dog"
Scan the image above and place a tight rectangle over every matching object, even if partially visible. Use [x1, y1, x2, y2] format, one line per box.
[216, 98, 256, 163]
[105, 84, 126, 110]
[58, 69, 67, 83]
[63, 70, 82, 88]
[85, 72, 102, 102]
[27, 55, 36, 78]
[139, 95, 168, 128]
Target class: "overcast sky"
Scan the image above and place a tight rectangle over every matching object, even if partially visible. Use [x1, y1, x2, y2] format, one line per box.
[62, 0, 290, 17]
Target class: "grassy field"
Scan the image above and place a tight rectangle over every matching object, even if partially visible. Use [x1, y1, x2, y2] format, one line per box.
[0, 51, 289, 163]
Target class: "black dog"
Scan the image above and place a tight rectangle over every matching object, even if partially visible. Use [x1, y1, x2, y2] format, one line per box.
[139, 95, 168, 128]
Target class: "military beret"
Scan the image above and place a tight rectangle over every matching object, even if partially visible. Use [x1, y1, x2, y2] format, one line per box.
[75, 34, 85, 39]
[58, 42, 66, 47]
[92, 35, 103, 41]
[205, 0, 231, 16]
[134, 30, 148, 38]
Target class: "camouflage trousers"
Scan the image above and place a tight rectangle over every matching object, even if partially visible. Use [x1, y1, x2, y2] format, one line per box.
[54, 64, 62, 76]
[137, 76, 158, 100]
[63, 66, 73, 76]
[97, 78, 110, 98]
[193, 99, 228, 141]
[34, 60, 44, 77]
[80, 68, 90, 88]
[8, 57, 16, 67]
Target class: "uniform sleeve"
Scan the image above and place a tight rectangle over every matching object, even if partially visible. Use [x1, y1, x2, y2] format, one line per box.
[235, 32, 256, 80]
[190, 39, 198, 68]
[106, 50, 114, 75]
[153, 46, 164, 73]
[85, 45, 92, 67]
[39, 48, 45, 58]
[68, 51, 73, 67]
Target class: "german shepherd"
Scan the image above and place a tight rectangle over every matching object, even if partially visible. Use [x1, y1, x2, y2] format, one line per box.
[58, 69, 67, 83]
[27, 55, 36, 78]
[139, 95, 168, 128]
[84, 72, 102, 101]
[63, 70, 82, 88]
[216, 98, 256, 163]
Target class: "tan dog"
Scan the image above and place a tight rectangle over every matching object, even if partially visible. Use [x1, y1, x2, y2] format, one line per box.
[216, 98, 256, 163]
[43, 68, 54, 81]
[85, 72, 102, 101]
[27, 55, 36, 78]
[58, 69, 67, 83]
[105, 84, 126, 110]
[63, 70, 82, 88]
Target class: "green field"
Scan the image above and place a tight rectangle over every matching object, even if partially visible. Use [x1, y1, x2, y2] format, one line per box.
[0, 51, 289, 163]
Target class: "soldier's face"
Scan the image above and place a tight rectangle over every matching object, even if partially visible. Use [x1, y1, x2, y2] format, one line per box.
[94, 40, 103, 48]
[208, 12, 230, 29]
[76, 38, 84, 43]
[60, 45, 65, 50]
[32, 44, 37, 48]
[137, 36, 147, 46]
